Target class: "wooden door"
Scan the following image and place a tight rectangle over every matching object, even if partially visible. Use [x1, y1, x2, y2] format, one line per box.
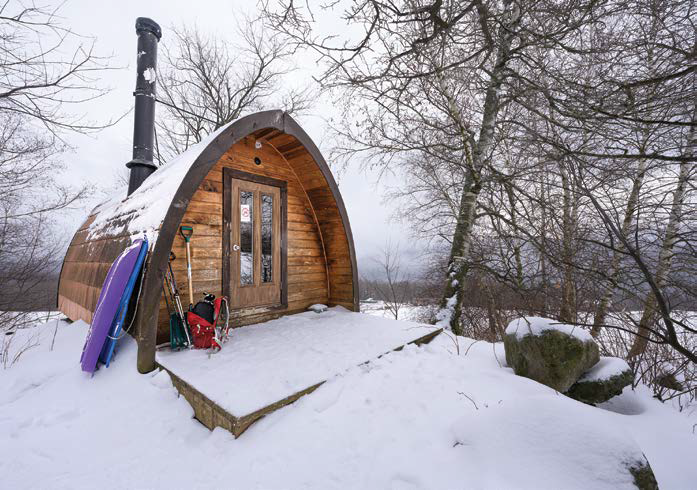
[229, 177, 283, 308]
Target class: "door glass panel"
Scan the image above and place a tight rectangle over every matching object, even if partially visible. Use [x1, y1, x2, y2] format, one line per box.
[261, 194, 274, 283]
[240, 190, 253, 285]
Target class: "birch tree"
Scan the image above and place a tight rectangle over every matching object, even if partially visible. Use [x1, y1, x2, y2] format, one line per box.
[522, 0, 697, 362]
[628, 99, 696, 359]
[262, 0, 606, 334]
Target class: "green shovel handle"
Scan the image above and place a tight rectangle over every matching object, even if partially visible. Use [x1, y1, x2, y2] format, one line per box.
[180, 226, 193, 242]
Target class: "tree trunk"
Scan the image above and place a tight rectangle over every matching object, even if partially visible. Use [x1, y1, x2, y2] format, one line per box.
[628, 96, 696, 357]
[628, 156, 692, 358]
[437, 2, 520, 335]
[484, 278, 501, 342]
[505, 182, 525, 292]
[591, 158, 647, 336]
[438, 178, 481, 335]
[539, 171, 550, 316]
[558, 166, 577, 323]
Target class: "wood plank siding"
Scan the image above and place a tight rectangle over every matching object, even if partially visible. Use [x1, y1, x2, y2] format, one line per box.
[58, 123, 357, 344]
[58, 214, 136, 325]
[157, 135, 342, 341]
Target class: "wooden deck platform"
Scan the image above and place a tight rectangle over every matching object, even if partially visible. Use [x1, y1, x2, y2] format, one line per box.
[156, 309, 442, 437]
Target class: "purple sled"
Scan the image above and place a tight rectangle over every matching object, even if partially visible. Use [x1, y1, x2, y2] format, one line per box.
[80, 239, 146, 374]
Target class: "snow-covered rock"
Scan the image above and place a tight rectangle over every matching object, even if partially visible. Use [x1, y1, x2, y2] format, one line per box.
[505, 316, 593, 342]
[628, 460, 660, 490]
[450, 394, 657, 489]
[581, 356, 631, 382]
[307, 304, 328, 313]
[504, 316, 599, 392]
[655, 372, 684, 391]
[566, 357, 633, 405]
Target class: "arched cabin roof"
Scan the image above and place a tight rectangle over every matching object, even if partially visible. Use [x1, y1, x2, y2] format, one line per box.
[59, 111, 359, 346]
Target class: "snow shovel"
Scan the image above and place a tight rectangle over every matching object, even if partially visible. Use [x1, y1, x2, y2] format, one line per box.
[180, 226, 194, 309]
[164, 252, 191, 349]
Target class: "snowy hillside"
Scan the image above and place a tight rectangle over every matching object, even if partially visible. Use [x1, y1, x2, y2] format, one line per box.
[1, 317, 695, 489]
[359, 300, 432, 322]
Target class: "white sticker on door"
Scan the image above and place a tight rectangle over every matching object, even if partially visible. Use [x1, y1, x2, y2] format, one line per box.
[240, 204, 251, 222]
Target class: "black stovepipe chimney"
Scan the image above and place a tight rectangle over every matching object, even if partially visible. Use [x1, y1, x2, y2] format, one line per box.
[126, 17, 162, 196]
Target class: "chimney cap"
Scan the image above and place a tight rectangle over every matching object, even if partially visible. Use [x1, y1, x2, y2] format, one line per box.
[135, 17, 162, 41]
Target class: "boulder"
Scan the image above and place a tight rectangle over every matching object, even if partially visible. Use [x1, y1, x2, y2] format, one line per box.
[566, 356, 633, 405]
[628, 457, 660, 490]
[504, 317, 600, 392]
[655, 372, 684, 391]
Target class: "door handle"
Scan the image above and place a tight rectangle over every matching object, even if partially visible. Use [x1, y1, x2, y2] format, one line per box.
[233, 244, 240, 251]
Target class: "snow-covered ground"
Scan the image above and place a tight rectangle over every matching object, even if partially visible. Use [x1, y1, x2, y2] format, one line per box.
[0, 311, 65, 368]
[360, 300, 432, 322]
[1, 316, 695, 489]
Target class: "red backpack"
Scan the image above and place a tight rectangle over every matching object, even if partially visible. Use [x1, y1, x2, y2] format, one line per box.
[186, 295, 230, 351]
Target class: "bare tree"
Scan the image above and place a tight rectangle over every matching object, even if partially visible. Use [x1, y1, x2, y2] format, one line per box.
[591, 156, 647, 336]
[627, 107, 695, 358]
[524, 0, 696, 364]
[263, 1, 696, 404]
[156, 19, 313, 157]
[262, 0, 614, 334]
[0, 2, 112, 134]
[0, 2, 111, 335]
[365, 242, 412, 320]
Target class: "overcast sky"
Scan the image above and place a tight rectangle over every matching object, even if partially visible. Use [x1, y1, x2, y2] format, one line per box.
[56, 0, 420, 274]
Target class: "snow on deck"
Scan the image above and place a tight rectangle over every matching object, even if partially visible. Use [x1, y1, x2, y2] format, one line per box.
[156, 307, 438, 416]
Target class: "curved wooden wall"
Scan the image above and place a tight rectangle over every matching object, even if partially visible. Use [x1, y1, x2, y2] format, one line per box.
[254, 127, 355, 308]
[58, 215, 133, 325]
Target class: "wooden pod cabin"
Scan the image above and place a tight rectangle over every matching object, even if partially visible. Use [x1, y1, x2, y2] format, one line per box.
[58, 111, 359, 372]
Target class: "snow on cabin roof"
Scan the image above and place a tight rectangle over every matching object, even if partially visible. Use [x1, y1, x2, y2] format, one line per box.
[85, 122, 233, 246]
